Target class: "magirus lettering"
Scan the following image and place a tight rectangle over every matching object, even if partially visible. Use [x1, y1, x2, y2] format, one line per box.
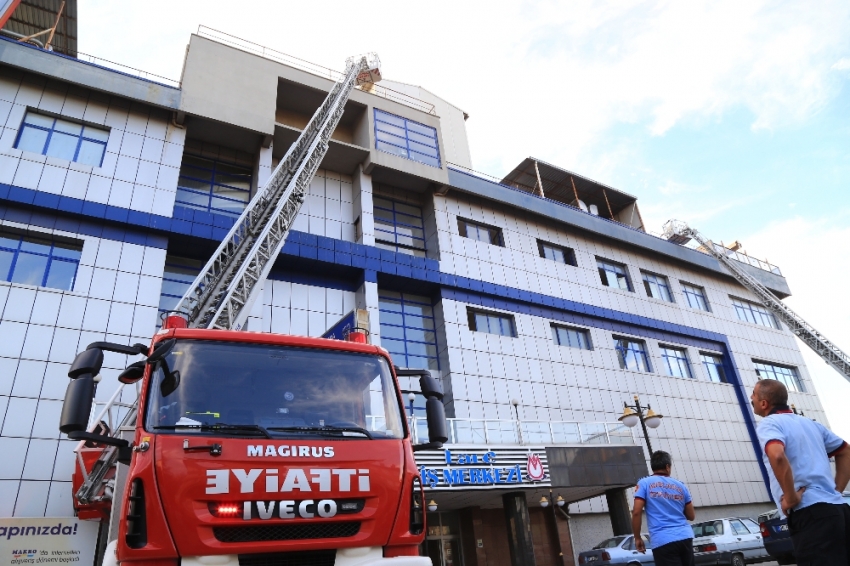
[247, 445, 335, 458]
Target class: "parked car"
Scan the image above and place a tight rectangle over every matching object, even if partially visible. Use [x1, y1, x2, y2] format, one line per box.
[578, 534, 654, 566]
[759, 492, 850, 565]
[691, 517, 770, 566]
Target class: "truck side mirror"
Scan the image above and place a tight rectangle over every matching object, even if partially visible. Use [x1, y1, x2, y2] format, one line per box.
[396, 368, 449, 452]
[118, 361, 146, 384]
[419, 374, 444, 400]
[59, 375, 94, 433]
[425, 397, 448, 444]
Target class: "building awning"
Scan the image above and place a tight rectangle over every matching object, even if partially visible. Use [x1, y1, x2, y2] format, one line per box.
[501, 158, 643, 229]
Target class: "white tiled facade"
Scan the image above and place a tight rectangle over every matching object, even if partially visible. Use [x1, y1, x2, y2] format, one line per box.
[0, 33, 832, 558]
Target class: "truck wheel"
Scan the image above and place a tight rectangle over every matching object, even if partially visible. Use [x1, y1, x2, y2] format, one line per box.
[730, 554, 745, 566]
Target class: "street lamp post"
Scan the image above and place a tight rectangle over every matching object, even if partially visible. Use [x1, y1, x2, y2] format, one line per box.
[618, 395, 663, 455]
[540, 490, 567, 566]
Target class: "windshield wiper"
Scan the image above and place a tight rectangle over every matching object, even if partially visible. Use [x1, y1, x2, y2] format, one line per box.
[266, 425, 373, 440]
[153, 423, 273, 439]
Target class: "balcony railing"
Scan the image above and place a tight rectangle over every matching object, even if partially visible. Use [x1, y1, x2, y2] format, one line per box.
[711, 243, 782, 275]
[402, 417, 636, 446]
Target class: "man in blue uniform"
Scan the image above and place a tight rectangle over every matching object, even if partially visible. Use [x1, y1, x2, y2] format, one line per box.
[632, 450, 696, 566]
[751, 378, 850, 566]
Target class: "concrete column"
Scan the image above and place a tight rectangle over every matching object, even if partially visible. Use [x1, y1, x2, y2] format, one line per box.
[605, 489, 631, 536]
[503, 492, 536, 566]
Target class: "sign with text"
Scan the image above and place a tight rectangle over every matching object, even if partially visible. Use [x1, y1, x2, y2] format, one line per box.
[0, 518, 98, 565]
[417, 447, 550, 490]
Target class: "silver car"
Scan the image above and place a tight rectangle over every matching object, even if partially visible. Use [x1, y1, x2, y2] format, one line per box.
[692, 517, 770, 566]
[578, 535, 654, 566]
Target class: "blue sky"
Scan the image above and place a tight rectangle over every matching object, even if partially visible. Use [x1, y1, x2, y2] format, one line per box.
[81, 0, 850, 437]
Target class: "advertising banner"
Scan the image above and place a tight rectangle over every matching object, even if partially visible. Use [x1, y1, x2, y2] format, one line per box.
[0, 518, 98, 566]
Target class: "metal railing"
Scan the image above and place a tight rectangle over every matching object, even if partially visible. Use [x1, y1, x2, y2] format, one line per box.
[709, 243, 782, 275]
[403, 416, 635, 446]
[75, 52, 181, 88]
[196, 26, 436, 115]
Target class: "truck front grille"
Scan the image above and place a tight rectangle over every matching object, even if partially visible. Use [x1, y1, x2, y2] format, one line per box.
[214, 522, 361, 543]
[238, 550, 336, 566]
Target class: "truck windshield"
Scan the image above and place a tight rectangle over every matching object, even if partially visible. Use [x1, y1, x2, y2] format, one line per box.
[144, 340, 405, 440]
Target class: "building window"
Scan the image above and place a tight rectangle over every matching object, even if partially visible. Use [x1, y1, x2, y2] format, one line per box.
[176, 154, 253, 217]
[458, 218, 503, 246]
[468, 308, 515, 337]
[379, 291, 439, 370]
[701, 353, 727, 383]
[552, 325, 592, 350]
[0, 230, 81, 291]
[732, 298, 779, 329]
[614, 337, 651, 372]
[374, 109, 441, 168]
[597, 258, 632, 291]
[682, 282, 710, 311]
[754, 361, 803, 392]
[660, 346, 693, 378]
[15, 111, 108, 167]
[373, 197, 426, 257]
[538, 240, 577, 266]
[642, 271, 674, 302]
[158, 255, 203, 324]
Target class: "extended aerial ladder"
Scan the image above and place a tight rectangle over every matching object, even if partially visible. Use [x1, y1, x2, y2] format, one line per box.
[662, 220, 850, 383]
[72, 53, 383, 512]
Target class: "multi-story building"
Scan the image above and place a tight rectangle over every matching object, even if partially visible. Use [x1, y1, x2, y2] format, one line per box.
[0, 13, 832, 566]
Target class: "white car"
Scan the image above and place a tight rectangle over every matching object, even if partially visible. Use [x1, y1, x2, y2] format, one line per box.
[691, 517, 770, 566]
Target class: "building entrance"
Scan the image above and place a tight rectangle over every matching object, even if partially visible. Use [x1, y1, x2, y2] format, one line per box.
[424, 512, 464, 566]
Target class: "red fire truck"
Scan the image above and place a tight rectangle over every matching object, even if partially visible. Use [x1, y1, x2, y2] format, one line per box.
[59, 315, 447, 566]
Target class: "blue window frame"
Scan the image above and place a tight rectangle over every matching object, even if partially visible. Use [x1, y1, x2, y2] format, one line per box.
[660, 346, 693, 378]
[379, 291, 440, 370]
[552, 324, 591, 349]
[754, 361, 803, 392]
[614, 337, 651, 372]
[598, 258, 632, 291]
[732, 298, 779, 329]
[374, 109, 441, 168]
[701, 353, 727, 383]
[15, 111, 108, 167]
[176, 154, 253, 217]
[0, 231, 81, 291]
[373, 197, 426, 257]
[538, 240, 577, 266]
[682, 282, 710, 311]
[458, 218, 503, 246]
[158, 255, 202, 325]
[642, 271, 673, 302]
[468, 308, 515, 337]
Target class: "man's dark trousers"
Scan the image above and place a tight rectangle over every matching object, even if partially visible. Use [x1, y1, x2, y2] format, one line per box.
[788, 502, 850, 566]
[652, 538, 694, 566]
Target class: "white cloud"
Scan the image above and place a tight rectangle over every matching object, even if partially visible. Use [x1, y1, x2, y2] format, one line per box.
[833, 57, 850, 70]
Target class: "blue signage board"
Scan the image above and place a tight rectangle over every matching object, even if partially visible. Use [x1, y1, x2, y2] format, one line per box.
[418, 449, 547, 489]
[322, 311, 357, 340]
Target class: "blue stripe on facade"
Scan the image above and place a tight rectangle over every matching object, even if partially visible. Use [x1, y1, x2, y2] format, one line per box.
[0, 184, 771, 492]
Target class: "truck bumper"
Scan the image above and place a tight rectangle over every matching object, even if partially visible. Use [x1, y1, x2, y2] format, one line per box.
[179, 548, 431, 566]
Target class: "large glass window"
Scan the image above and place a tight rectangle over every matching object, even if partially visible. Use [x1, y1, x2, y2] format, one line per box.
[373, 197, 426, 257]
[754, 361, 803, 392]
[538, 240, 577, 266]
[374, 109, 440, 168]
[660, 346, 692, 378]
[379, 291, 440, 371]
[732, 298, 779, 329]
[642, 271, 673, 302]
[682, 282, 710, 311]
[15, 111, 108, 167]
[701, 353, 726, 383]
[144, 340, 405, 440]
[0, 230, 81, 291]
[468, 308, 515, 337]
[552, 325, 592, 350]
[614, 337, 651, 372]
[176, 154, 253, 217]
[597, 259, 632, 291]
[457, 218, 503, 246]
[158, 255, 203, 324]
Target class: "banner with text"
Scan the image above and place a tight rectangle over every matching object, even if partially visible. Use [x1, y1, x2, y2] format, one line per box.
[0, 518, 98, 565]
